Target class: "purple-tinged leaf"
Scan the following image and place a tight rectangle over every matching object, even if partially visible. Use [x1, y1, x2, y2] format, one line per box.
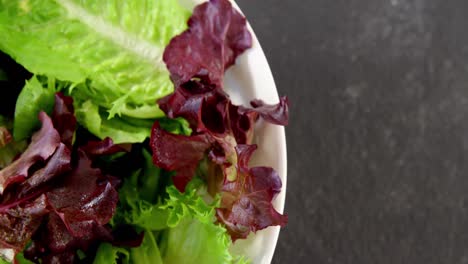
[46, 150, 118, 238]
[51, 93, 76, 148]
[0, 194, 48, 261]
[216, 145, 287, 241]
[154, 0, 289, 241]
[150, 122, 212, 191]
[0, 112, 60, 194]
[18, 143, 71, 196]
[249, 96, 289, 126]
[80, 137, 125, 158]
[163, 0, 252, 88]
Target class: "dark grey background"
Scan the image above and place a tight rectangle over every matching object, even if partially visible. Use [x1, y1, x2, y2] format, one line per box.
[236, 0, 468, 263]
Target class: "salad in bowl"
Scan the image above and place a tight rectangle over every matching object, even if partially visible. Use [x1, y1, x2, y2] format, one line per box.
[0, 0, 288, 263]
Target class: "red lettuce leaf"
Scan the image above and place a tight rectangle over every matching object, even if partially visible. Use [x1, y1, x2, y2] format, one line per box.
[228, 102, 258, 145]
[0, 93, 123, 261]
[26, 213, 111, 263]
[44, 211, 112, 254]
[152, 0, 288, 240]
[216, 145, 287, 241]
[0, 112, 60, 194]
[46, 150, 118, 238]
[110, 225, 144, 248]
[33, 144, 120, 260]
[0, 194, 48, 260]
[42, 251, 76, 264]
[18, 143, 71, 197]
[80, 137, 125, 158]
[163, 0, 251, 88]
[249, 96, 289, 126]
[51, 93, 76, 148]
[159, 87, 230, 134]
[150, 122, 211, 191]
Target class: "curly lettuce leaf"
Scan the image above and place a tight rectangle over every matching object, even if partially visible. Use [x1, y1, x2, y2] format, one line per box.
[112, 148, 167, 230]
[115, 167, 248, 263]
[111, 147, 248, 263]
[161, 217, 249, 264]
[159, 182, 249, 264]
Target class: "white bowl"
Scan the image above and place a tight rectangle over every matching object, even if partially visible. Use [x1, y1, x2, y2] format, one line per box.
[183, 1, 287, 263]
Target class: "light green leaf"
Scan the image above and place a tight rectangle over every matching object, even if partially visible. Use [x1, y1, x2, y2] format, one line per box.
[93, 243, 129, 264]
[75, 100, 151, 144]
[159, 117, 192, 136]
[130, 231, 163, 264]
[159, 182, 249, 264]
[13, 76, 55, 140]
[161, 217, 249, 264]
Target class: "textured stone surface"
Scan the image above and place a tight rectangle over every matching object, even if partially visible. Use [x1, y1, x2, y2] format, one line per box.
[236, 0, 468, 263]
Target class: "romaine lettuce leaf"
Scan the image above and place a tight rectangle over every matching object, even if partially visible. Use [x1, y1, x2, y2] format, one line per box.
[75, 100, 152, 144]
[0, 0, 191, 143]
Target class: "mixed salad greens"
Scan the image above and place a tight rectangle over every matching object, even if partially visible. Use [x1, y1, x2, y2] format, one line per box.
[0, 0, 288, 263]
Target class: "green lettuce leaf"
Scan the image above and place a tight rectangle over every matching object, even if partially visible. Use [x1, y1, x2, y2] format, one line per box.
[112, 148, 168, 230]
[161, 217, 249, 264]
[13, 76, 56, 140]
[115, 167, 248, 263]
[93, 243, 130, 264]
[158, 182, 249, 264]
[15, 253, 33, 264]
[130, 231, 163, 264]
[158, 117, 192, 136]
[0, 0, 191, 143]
[75, 100, 152, 144]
